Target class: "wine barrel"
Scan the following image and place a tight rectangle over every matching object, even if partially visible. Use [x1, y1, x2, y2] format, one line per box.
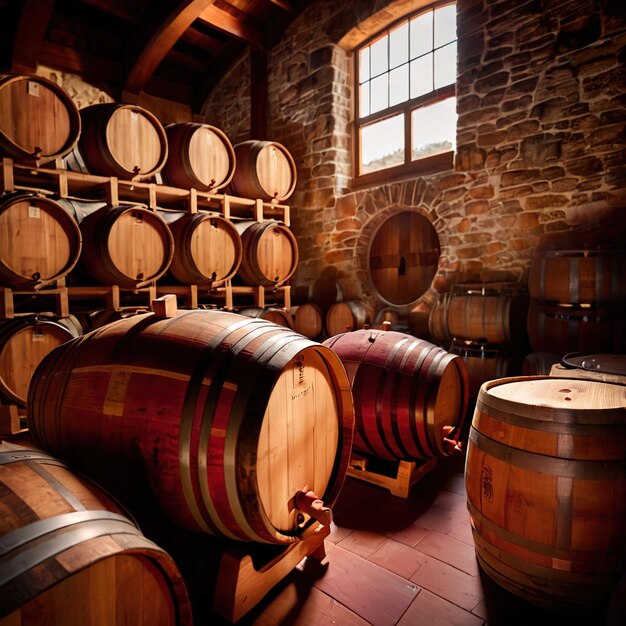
[368, 211, 440, 306]
[0, 192, 82, 288]
[0, 74, 81, 163]
[528, 248, 626, 304]
[230, 140, 297, 202]
[0, 442, 192, 625]
[235, 220, 298, 287]
[527, 300, 626, 354]
[161, 122, 236, 191]
[323, 329, 468, 461]
[238, 306, 294, 328]
[428, 292, 452, 346]
[445, 283, 529, 345]
[28, 309, 354, 544]
[466, 376, 626, 615]
[160, 211, 242, 285]
[373, 308, 411, 333]
[0, 315, 79, 406]
[62, 200, 174, 288]
[290, 303, 324, 339]
[310, 274, 360, 313]
[71, 103, 168, 179]
[325, 301, 374, 336]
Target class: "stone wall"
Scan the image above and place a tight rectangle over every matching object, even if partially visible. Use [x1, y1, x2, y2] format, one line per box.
[204, 0, 626, 315]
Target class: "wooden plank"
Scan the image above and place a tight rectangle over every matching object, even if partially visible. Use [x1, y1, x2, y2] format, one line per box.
[198, 4, 264, 48]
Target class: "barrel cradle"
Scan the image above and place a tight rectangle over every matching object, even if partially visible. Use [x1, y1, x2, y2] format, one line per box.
[28, 309, 355, 545]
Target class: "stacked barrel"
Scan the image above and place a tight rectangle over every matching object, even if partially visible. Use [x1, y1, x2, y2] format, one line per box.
[527, 246, 626, 355]
[428, 282, 529, 399]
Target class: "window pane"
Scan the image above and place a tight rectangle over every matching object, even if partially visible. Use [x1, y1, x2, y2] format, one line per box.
[361, 114, 405, 174]
[410, 54, 433, 99]
[410, 10, 433, 59]
[370, 35, 388, 77]
[434, 4, 456, 48]
[389, 22, 408, 68]
[370, 73, 389, 114]
[359, 82, 370, 118]
[412, 97, 456, 160]
[434, 41, 456, 88]
[389, 65, 409, 106]
[359, 47, 370, 83]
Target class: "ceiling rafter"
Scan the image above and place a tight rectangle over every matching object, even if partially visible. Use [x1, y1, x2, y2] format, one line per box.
[197, 4, 264, 48]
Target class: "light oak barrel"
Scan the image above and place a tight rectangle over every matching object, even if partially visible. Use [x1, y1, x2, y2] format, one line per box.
[238, 306, 294, 328]
[28, 309, 355, 544]
[234, 220, 299, 287]
[0, 443, 192, 626]
[290, 303, 324, 339]
[71, 103, 168, 179]
[325, 301, 375, 337]
[62, 200, 174, 288]
[527, 300, 626, 355]
[0, 315, 79, 406]
[323, 329, 469, 461]
[466, 376, 626, 615]
[230, 140, 297, 202]
[160, 211, 242, 285]
[0, 74, 81, 163]
[528, 249, 626, 304]
[368, 211, 440, 306]
[0, 192, 82, 288]
[161, 122, 236, 191]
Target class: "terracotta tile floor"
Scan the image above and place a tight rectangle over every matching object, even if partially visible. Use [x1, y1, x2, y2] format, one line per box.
[213, 453, 615, 626]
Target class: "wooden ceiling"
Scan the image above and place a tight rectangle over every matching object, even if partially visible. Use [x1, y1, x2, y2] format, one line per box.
[0, 0, 306, 114]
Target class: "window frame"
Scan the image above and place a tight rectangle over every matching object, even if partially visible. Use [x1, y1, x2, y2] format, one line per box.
[352, 1, 457, 187]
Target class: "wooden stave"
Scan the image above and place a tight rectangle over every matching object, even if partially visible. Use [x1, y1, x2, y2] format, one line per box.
[161, 211, 242, 285]
[0, 74, 81, 163]
[27, 309, 355, 545]
[76, 103, 169, 179]
[325, 301, 374, 337]
[528, 249, 626, 304]
[466, 375, 626, 614]
[161, 122, 236, 191]
[230, 140, 297, 202]
[234, 220, 299, 287]
[0, 443, 192, 625]
[0, 192, 82, 289]
[323, 329, 469, 462]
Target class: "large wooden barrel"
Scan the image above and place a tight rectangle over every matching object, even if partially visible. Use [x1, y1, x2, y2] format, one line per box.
[528, 248, 626, 304]
[0, 315, 79, 406]
[28, 309, 354, 544]
[230, 140, 297, 202]
[325, 301, 374, 336]
[368, 211, 440, 306]
[290, 303, 324, 339]
[238, 306, 294, 328]
[72, 103, 168, 179]
[0, 442, 192, 625]
[0, 74, 81, 163]
[323, 329, 468, 461]
[445, 283, 529, 345]
[527, 300, 626, 354]
[62, 200, 174, 288]
[161, 122, 236, 191]
[160, 211, 242, 285]
[466, 376, 626, 615]
[235, 220, 298, 287]
[0, 192, 82, 288]
[428, 291, 452, 346]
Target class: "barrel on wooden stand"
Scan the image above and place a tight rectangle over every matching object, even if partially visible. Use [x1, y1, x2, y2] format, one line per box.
[230, 140, 297, 202]
[28, 308, 354, 545]
[0, 74, 81, 164]
[0, 192, 82, 289]
[323, 329, 468, 462]
[0, 442, 192, 626]
[68, 103, 168, 180]
[161, 122, 236, 191]
[466, 376, 626, 615]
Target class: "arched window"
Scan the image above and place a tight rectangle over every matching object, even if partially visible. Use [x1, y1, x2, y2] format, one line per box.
[354, 1, 457, 183]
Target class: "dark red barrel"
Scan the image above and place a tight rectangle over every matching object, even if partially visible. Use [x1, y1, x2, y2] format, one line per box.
[323, 329, 469, 461]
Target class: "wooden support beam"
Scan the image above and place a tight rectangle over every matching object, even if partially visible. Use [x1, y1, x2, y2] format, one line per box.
[197, 4, 264, 48]
[11, 0, 55, 73]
